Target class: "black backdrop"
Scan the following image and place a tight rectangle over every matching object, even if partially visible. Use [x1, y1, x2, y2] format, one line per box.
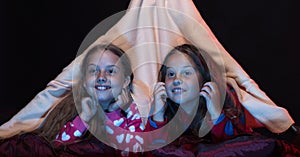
[1, 0, 299, 125]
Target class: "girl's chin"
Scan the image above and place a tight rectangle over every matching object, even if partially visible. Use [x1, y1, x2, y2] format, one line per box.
[172, 99, 183, 104]
[96, 97, 115, 105]
[170, 95, 183, 103]
[95, 92, 113, 98]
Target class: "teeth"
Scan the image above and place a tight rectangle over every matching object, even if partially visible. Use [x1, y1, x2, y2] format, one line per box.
[98, 87, 106, 90]
[173, 88, 182, 92]
[96, 86, 110, 90]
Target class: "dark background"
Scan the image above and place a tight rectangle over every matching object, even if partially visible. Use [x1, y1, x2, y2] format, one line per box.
[1, 0, 299, 125]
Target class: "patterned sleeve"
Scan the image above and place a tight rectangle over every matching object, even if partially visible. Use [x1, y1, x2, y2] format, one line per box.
[125, 104, 145, 132]
[54, 115, 88, 147]
[102, 102, 146, 153]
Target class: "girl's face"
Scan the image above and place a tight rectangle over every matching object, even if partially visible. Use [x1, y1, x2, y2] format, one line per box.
[84, 50, 130, 109]
[164, 52, 204, 109]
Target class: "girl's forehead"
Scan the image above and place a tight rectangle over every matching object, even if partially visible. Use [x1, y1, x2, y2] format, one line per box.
[166, 52, 194, 67]
[88, 50, 120, 64]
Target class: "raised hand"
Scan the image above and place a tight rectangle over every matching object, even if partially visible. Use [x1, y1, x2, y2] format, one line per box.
[80, 97, 98, 123]
[199, 82, 222, 121]
[152, 82, 167, 122]
[108, 88, 130, 112]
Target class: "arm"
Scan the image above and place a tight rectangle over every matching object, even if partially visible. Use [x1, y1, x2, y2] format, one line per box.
[0, 53, 86, 139]
[151, 82, 167, 122]
[125, 103, 145, 132]
[54, 116, 88, 147]
[200, 82, 222, 122]
[210, 85, 253, 143]
[143, 82, 169, 147]
[54, 97, 97, 147]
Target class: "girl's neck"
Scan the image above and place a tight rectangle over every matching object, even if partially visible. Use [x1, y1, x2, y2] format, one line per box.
[180, 99, 198, 115]
[100, 99, 115, 112]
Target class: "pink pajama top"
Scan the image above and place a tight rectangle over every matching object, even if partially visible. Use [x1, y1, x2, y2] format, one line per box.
[54, 102, 145, 153]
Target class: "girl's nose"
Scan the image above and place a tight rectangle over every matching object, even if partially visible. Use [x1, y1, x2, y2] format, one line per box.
[97, 72, 107, 84]
[173, 77, 182, 86]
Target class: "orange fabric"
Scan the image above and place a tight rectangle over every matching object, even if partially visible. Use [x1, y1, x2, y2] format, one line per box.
[0, 0, 294, 139]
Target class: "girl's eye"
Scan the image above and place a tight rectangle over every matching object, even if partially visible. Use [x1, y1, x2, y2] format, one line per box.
[183, 70, 194, 77]
[88, 68, 98, 75]
[167, 71, 175, 78]
[106, 68, 118, 75]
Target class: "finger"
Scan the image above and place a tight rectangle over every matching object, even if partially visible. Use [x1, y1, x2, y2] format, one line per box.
[201, 86, 212, 95]
[203, 82, 218, 92]
[111, 89, 129, 111]
[120, 89, 129, 102]
[82, 97, 93, 107]
[161, 93, 167, 102]
[202, 82, 212, 89]
[200, 90, 210, 100]
[155, 86, 167, 100]
[154, 82, 165, 91]
[115, 94, 123, 107]
[156, 90, 167, 102]
[155, 82, 165, 87]
[120, 91, 129, 108]
[90, 98, 98, 109]
[154, 85, 166, 95]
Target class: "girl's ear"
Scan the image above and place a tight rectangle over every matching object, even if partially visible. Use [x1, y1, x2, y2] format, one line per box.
[123, 75, 131, 89]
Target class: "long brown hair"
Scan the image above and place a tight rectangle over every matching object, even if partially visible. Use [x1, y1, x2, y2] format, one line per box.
[159, 44, 243, 137]
[158, 44, 211, 136]
[35, 92, 77, 142]
[35, 43, 134, 143]
[73, 43, 134, 138]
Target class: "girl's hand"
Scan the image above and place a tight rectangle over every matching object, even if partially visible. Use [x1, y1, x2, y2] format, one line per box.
[152, 82, 167, 122]
[200, 82, 222, 121]
[80, 97, 97, 123]
[108, 88, 130, 112]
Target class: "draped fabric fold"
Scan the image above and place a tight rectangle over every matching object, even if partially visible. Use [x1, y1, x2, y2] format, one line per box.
[0, 0, 294, 138]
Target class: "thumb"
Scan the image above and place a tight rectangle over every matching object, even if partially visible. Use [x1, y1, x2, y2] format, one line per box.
[82, 97, 92, 105]
[108, 95, 122, 112]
